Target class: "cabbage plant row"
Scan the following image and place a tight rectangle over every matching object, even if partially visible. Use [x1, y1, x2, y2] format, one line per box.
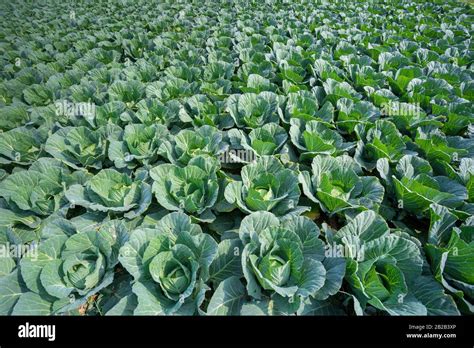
[0, 0, 472, 316]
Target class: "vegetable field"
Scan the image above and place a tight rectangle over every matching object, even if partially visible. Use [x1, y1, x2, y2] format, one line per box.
[0, 0, 473, 316]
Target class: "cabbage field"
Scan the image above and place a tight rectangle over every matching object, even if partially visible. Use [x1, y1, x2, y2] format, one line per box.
[0, 0, 473, 316]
